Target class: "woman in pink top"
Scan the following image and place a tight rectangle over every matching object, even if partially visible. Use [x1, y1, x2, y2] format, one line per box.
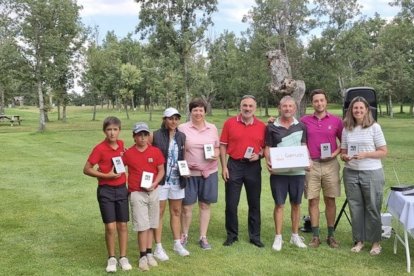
[178, 98, 220, 250]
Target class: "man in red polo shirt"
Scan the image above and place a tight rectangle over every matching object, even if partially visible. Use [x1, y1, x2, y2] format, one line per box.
[220, 95, 266, 247]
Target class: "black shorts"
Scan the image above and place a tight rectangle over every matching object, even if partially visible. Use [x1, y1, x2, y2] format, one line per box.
[270, 175, 305, 205]
[97, 184, 129, 224]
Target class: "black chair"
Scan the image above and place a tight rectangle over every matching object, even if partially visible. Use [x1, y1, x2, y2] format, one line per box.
[343, 87, 377, 121]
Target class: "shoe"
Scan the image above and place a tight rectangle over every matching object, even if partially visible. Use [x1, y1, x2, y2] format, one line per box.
[326, 236, 339, 248]
[174, 242, 190, 256]
[138, 256, 149, 271]
[106, 257, 117, 273]
[272, 235, 283, 251]
[351, 242, 364, 253]
[249, 239, 265, 248]
[154, 246, 169, 261]
[180, 233, 188, 247]
[118, 257, 132, 271]
[223, 237, 238, 246]
[199, 237, 212, 250]
[290, 235, 307, 248]
[146, 254, 158, 267]
[370, 245, 382, 256]
[308, 236, 321, 248]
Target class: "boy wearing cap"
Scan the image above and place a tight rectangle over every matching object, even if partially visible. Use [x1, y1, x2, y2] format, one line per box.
[83, 116, 132, 272]
[123, 122, 165, 271]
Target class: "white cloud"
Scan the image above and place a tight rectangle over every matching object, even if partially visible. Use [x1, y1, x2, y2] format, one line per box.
[359, 0, 399, 17]
[77, 0, 139, 16]
[218, 0, 255, 23]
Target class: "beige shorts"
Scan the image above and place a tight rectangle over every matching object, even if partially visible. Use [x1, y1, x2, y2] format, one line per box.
[305, 158, 340, 200]
[130, 190, 159, 232]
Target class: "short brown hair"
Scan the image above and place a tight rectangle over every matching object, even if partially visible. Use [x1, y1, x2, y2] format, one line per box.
[103, 116, 121, 131]
[310, 89, 328, 102]
[189, 98, 207, 113]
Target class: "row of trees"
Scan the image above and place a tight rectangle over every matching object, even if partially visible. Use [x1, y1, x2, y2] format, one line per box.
[1, 0, 413, 131]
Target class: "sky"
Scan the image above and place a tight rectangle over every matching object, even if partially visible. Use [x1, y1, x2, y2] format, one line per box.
[78, 0, 401, 42]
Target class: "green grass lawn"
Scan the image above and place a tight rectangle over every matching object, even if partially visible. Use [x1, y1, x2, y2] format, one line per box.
[1, 105, 413, 275]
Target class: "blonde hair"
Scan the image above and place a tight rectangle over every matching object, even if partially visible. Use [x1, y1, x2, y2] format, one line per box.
[343, 96, 375, 130]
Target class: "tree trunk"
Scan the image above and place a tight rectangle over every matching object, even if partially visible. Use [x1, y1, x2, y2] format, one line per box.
[388, 94, 394, 118]
[409, 103, 413, 115]
[0, 84, 4, 114]
[149, 96, 153, 122]
[124, 102, 130, 120]
[266, 50, 306, 117]
[62, 104, 67, 123]
[92, 104, 97, 121]
[57, 103, 61, 120]
[400, 103, 404, 114]
[37, 79, 46, 132]
[131, 98, 135, 111]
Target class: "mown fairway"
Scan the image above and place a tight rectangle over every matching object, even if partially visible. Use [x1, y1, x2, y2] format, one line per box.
[1, 105, 413, 275]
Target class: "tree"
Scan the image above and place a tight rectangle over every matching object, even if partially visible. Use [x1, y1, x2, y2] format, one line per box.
[16, 0, 83, 131]
[207, 31, 243, 115]
[0, 0, 30, 114]
[119, 63, 142, 119]
[135, 0, 218, 116]
[311, 0, 361, 96]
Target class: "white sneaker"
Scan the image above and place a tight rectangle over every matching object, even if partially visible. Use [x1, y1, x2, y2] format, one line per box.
[174, 242, 190, 256]
[118, 257, 132, 271]
[272, 235, 283, 251]
[138, 256, 149, 272]
[106, 257, 117, 273]
[290, 235, 307, 248]
[154, 246, 169, 261]
[146, 254, 158, 267]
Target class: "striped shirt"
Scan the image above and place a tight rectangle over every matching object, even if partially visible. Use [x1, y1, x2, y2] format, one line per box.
[341, 123, 386, 170]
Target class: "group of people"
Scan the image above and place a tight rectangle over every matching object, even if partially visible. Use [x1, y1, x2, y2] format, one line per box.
[83, 90, 387, 273]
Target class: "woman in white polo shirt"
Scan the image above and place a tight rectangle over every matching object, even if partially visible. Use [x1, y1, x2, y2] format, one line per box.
[340, 96, 387, 255]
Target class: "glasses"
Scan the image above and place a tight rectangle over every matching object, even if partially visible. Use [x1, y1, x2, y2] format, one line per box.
[242, 94, 256, 101]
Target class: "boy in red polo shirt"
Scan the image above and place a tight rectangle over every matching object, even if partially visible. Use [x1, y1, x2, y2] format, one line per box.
[123, 122, 165, 272]
[83, 116, 132, 273]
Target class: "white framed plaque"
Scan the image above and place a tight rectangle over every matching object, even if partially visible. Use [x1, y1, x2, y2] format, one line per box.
[203, 144, 214, 159]
[177, 160, 190, 176]
[141, 171, 154, 189]
[348, 143, 359, 157]
[112, 156, 126, 174]
[244, 146, 254, 159]
[320, 143, 331, 159]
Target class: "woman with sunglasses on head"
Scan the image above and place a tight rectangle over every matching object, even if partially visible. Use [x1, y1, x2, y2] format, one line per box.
[150, 107, 190, 261]
[340, 96, 387, 256]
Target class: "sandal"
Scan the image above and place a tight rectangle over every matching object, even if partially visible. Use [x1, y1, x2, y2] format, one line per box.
[370, 245, 382, 256]
[351, 242, 364, 253]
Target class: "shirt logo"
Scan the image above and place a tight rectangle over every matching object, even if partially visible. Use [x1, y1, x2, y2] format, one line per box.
[148, 158, 153, 163]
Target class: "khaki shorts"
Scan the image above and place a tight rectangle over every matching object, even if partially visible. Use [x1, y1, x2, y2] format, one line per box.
[130, 190, 159, 232]
[305, 158, 340, 200]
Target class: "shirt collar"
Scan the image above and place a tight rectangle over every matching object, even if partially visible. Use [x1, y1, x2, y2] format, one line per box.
[273, 116, 299, 127]
[312, 111, 331, 120]
[237, 114, 255, 125]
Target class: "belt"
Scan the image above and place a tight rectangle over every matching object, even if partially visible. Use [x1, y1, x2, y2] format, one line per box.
[229, 157, 255, 163]
[99, 183, 126, 188]
[311, 157, 335, 163]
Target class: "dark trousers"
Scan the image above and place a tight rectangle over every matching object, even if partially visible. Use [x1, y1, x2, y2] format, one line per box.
[225, 158, 262, 241]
